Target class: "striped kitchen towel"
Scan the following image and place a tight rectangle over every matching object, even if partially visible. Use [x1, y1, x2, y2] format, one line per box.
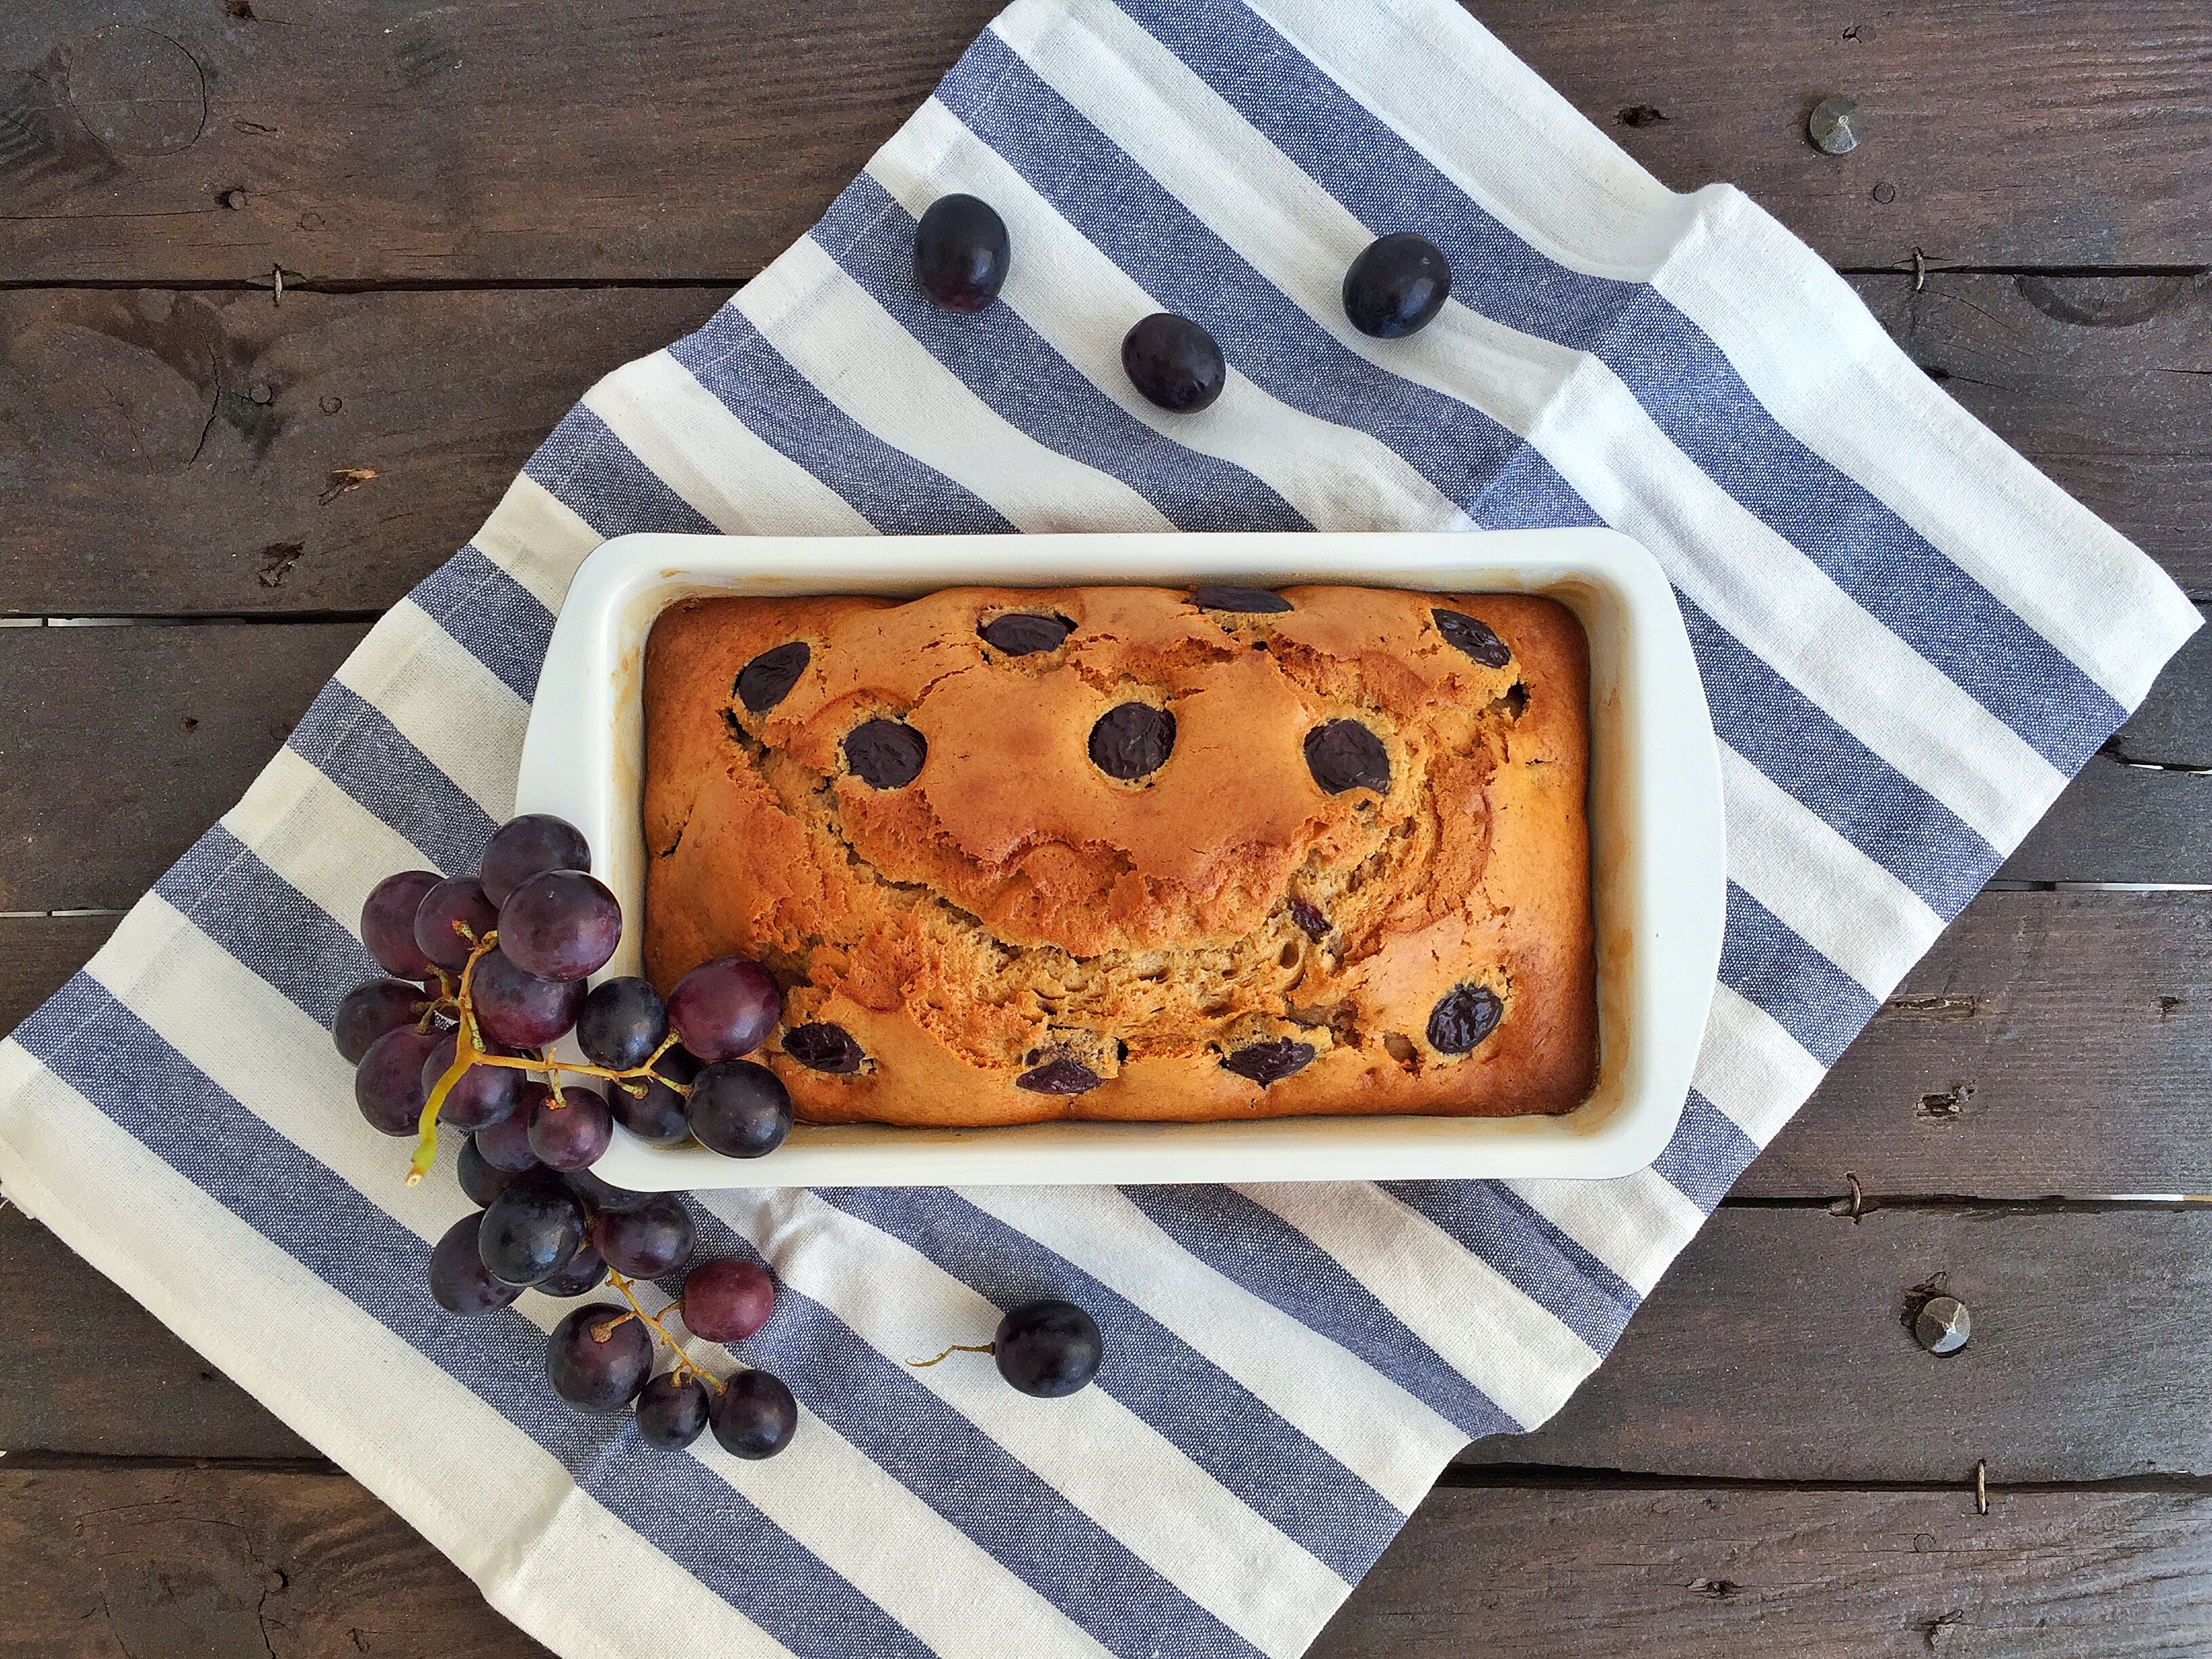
[1, 1, 2198, 1656]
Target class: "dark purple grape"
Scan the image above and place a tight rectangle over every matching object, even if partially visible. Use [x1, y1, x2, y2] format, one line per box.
[736, 641, 811, 714]
[539, 1239, 609, 1298]
[498, 870, 621, 983]
[334, 978, 433, 1065]
[419, 1031, 527, 1132]
[1122, 313, 1226, 412]
[475, 1095, 545, 1171]
[428, 1212, 523, 1315]
[1428, 983, 1504, 1053]
[528, 1086, 613, 1171]
[682, 1258, 775, 1343]
[457, 1134, 523, 1207]
[546, 1304, 653, 1414]
[480, 813, 592, 907]
[688, 1060, 793, 1159]
[471, 949, 588, 1047]
[709, 1369, 798, 1458]
[1191, 586, 1292, 614]
[355, 1025, 444, 1136]
[1220, 1038, 1315, 1086]
[577, 976, 668, 1071]
[977, 613, 1073, 655]
[782, 1023, 864, 1074]
[613, 1048, 697, 1145]
[665, 958, 782, 1061]
[1015, 1057, 1103, 1095]
[913, 192, 1010, 312]
[478, 1173, 588, 1286]
[592, 1195, 696, 1279]
[1304, 720, 1391, 796]
[413, 876, 500, 972]
[844, 719, 927, 790]
[1343, 232, 1452, 338]
[362, 869, 441, 979]
[635, 1372, 712, 1450]
[994, 1298, 1103, 1397]
[565, 1164, 653, 1214]
[1088, 703, 1175, 781]
[1433, 608, 1511, 668]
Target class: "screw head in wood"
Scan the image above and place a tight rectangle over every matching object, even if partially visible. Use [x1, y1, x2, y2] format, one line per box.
[1914, 1294, 1971, 1355]
[248, 382, 274, 405]
[1809, 96, 1862, 155]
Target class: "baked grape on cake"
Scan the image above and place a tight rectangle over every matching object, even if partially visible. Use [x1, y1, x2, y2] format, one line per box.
[641, 583, 1596, 1128]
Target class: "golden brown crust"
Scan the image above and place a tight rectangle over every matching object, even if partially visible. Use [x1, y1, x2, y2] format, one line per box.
[642, 584, 1596, 1127]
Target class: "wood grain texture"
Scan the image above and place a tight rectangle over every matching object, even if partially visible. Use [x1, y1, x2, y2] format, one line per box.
[1852, 273, 2212, 605]
[0, 912, 115, 1036]
[0, 621, 365, 912]
[1742, 890, 2212, 1199]
[11, 1201, 2210, 1481]
[1458, 1206, 2212, 1481]
[0, 287, 726, 618]
[1315, 1481, 2212, 1659]
[0, 1208, 316, 1461]
[0, 0, 1001, 285]
[0, 1463, 550, 1659]
[3, 1461, 2205, 1659]
[0, 275, 2202, 621]
[0, 0, 2204, 284]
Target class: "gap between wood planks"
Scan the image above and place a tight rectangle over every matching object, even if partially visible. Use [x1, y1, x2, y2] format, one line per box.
[0, 262, 2204, 295]
[11, 1444, 2209, 1499]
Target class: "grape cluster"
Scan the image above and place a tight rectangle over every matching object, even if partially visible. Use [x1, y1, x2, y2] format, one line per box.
[336, 811, 798, 1456]
[344, 812, 1111, 1425]
[914, 193, 1453, 410]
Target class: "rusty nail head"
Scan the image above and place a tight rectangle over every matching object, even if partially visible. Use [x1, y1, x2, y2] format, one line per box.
[1915, 1294, 1971, 1355]
[248, 382, 274, 405]
[1809, 96, 1862, 155]
[1873, 181, 1898, 204]
[221, 188, 249, 210]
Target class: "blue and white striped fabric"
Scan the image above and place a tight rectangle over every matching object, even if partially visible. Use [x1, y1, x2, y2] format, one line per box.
[1, 1, 2197, 1654]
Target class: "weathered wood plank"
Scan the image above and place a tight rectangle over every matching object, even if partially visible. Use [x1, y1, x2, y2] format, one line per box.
[11, 1201, 2210, 1481]
[1525, 0, 2212, 273]
[1457, 1206, 2212, 1481]
[0, 912, 115, 1036]
[0, 1463, 550, 1659]
[1851, 273, 2212, 605]
[0, 1208, 316, 1461]
[1741, 890, 2212, 1199]
[0, 0, 1002, 285]
[1997, 756, 2212, 884]
[1315, 1481, 2212, 1659]
[0, 287, 726, 618]
[0, 621, 365, 912]
[3, 1460, 2205, 1659]
[0, 1, 2203, 285]
[2, 276, 2205, 619]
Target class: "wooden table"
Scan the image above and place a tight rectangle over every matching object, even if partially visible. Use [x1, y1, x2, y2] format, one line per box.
[3, 1, 2208, 1652]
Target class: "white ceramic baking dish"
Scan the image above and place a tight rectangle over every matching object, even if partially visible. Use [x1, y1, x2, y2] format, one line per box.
[514, 530, 1723, 1188]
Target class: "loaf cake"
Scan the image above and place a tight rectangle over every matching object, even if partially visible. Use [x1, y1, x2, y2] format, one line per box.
[641, 583, 1595, 1128]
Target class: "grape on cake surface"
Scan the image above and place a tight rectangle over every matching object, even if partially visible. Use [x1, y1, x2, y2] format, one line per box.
[642, 583, 1597, 1129]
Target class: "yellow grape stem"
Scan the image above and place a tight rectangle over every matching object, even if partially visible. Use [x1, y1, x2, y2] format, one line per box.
[398, 930, 687, 1185]
[403, 933, 499, 1186]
